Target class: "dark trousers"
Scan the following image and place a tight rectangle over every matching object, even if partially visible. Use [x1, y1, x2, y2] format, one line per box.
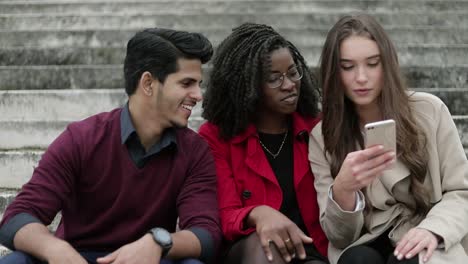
[0, 250, 204, 264]
[337, 231, 418, 264]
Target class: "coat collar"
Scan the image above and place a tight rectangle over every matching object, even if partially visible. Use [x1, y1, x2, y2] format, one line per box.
[231, 112, 318, 144]
[236, 112, 320, 188]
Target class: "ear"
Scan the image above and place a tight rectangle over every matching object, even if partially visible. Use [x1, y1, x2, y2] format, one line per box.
[139, 71, 156, 96]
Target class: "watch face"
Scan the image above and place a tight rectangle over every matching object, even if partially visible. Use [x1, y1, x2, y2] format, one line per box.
[155, 228, 172, 245]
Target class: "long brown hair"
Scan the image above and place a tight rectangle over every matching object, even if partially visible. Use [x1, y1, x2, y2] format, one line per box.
[319, 13, 429, 219]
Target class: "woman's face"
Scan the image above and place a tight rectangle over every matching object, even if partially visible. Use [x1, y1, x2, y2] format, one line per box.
[258, 47, 301, 118]
[339, 35, 383, 110]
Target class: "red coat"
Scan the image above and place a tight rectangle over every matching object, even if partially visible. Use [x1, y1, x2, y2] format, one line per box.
[199, 112, 328, 258]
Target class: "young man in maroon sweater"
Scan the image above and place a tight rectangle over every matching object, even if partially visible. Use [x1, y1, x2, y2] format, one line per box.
[0, 28, 221, 264]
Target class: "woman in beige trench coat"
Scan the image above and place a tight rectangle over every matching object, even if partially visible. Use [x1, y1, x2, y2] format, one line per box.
[308, 13, 468, 264]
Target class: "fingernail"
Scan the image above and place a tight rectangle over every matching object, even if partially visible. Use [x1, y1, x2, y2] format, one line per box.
[267, 255, 273, 261]
[394, 250, 398, 256]
[397, 254, 403, 260]
[423, 258, 427, 263]
[406, 253, 412, 258]
[285, 256, 291, 262]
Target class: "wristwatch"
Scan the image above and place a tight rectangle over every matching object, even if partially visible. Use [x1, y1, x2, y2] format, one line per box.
[148, 227, 173, 257]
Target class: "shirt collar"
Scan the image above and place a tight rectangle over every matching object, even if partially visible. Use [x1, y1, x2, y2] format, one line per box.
[120, 103, 177, 147]
[120, 103, 135, 144]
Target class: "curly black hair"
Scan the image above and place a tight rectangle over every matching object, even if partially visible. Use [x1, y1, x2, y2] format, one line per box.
[202, 23, 320, 139]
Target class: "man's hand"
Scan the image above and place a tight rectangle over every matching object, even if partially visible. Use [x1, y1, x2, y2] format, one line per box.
[247, 205, 313, 263]
[394, 228, 439, 263]
[97, 234, 162, 264]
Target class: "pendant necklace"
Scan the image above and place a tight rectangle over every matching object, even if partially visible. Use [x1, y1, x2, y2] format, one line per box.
[258, 129, 288, 159]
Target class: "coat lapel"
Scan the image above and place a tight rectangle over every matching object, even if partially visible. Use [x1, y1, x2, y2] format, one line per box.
[293, 136, 309, 188]
[368, 159, 411, 210]
[244, 131, 279, 186]
[292, 113, 318, 188]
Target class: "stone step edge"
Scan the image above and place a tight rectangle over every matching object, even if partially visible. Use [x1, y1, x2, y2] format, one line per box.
[1, 25, 465, 32]
[0, 115, 466, 147]
[3, 43, 468, 49]
[3, 0, 468, 3]
[0, 62, 468, 70]
[0, 114, 465, 123]
[2, 87, 466, 94]
[2, 0, 466, 3]
[2, 10, 468, 17]
[1, 5, 467, 17]
[0, 88, 124, 94]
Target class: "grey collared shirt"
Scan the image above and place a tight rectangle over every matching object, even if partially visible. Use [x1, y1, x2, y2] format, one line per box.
[120, 104, 177, 168]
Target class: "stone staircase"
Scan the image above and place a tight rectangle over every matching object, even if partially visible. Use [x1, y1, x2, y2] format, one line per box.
[1, 0, 467, 256]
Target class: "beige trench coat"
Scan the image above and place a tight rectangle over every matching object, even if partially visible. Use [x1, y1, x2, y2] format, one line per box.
[309, 92, 468, 264]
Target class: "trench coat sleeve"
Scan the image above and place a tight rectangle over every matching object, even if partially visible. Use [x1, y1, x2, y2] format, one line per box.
[199, 123, 257, 241]
[416, 102, 468, 250]
[308, 123, 364, 249]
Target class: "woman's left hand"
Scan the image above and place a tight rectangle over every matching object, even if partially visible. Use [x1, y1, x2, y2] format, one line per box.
[394, 228, 439, 263]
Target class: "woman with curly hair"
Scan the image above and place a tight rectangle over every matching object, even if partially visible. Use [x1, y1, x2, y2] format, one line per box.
[199, 23, 329, 264]
[309, 13, 468, 264]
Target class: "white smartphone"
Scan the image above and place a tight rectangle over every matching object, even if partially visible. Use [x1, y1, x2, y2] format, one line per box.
[364, 119, 396, 152]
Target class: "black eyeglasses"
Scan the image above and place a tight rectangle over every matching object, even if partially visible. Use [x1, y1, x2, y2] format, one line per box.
[265, 66, 303, 89]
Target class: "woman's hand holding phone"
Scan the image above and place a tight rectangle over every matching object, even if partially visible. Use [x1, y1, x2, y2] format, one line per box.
[332, 144, 396, 211]
[332, 119, 397, 210]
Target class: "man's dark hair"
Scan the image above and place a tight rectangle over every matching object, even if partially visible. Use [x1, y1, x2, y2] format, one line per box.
[124, 28, 213, 95]
[202, 23, 320, 139]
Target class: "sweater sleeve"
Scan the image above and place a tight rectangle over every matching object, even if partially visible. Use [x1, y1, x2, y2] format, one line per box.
[198, 123, 257, 242]
[176, 132, 222, 263]
[0, 127, 79, 249]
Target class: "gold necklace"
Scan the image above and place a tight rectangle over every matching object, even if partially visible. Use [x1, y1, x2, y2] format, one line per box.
[258, 130, 288, 159]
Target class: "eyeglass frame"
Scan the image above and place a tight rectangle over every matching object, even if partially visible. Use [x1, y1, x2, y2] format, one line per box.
[264, 65, 304, 89]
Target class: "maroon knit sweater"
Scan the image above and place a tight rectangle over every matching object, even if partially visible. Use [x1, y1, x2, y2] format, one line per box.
[0, 108, 221, 254]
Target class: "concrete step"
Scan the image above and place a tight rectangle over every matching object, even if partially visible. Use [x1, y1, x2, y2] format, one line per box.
[0, 116, 205, 150]
[1, 0, 467, 15]
[0, 89, 201, 121]
[1, 89, 467, 150]
[0, 150, 43, 189]
[1, 65, 467, 90]
[0, 116, 467, 189]
[1, 12, 467, 31]
[0, 65, 123, 90]
[454, 117, 468, 149]
[1, 88, 466, 122]
[402, 65, 468, 89]
[413, 88, 468, 116]
[0, 89, 127, 121]
[1, 44, 467, 66]
[0, 189, 16, 218]
[2, 27, 467, 48]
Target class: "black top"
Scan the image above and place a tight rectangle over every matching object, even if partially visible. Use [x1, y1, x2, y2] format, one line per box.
[259, 129, 326, 261]
[258, 129, 308, 234]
